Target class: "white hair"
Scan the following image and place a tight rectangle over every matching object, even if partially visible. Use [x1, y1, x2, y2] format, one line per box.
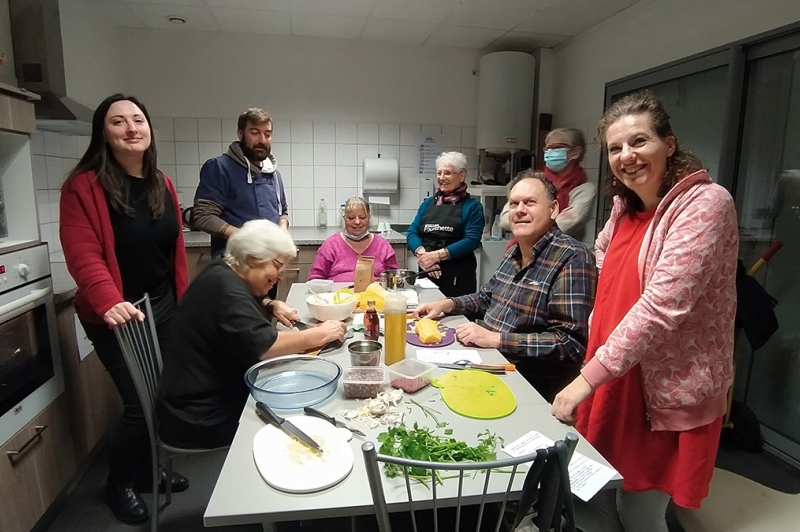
[435, 151, 468, 173]
[224, 219, 297, 270]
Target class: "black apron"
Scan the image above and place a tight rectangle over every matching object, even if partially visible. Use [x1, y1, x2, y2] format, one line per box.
[419, 200, 477, 297]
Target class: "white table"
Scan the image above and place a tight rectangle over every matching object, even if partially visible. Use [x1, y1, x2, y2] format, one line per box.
[204, 283, 621, 530]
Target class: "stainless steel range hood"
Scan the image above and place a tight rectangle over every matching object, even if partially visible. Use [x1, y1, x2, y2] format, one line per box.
[8, 0, 94, 134]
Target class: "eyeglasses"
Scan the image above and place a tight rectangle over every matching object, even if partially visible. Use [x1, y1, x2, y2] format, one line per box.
[436, 170, 463, 178]
[544, 144, 572, 151]
[271, 258, 286, 273]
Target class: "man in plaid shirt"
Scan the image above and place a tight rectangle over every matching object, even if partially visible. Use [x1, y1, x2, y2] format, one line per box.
[415, 170, 596, 402]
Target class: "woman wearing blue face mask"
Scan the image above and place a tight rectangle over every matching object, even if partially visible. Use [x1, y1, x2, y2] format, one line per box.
[501, 128, 596, 241]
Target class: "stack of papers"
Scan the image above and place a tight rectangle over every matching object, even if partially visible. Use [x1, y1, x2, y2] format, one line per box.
[502, 430, 619, 502]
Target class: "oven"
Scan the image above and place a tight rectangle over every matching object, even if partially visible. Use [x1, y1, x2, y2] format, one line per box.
[0, 243, 63, 447]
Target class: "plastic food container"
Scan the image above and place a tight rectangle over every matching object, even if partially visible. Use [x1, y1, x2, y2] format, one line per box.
[343, 367, 385, 399]
[244, 355, 342, 409]
[347, 340, 382, 366]
[387, 358, 435, 393]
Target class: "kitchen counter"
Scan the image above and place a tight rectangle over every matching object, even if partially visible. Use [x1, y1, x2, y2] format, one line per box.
[183, 227, 408, 247]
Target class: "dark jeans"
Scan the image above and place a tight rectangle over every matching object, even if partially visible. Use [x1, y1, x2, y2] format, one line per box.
[81, 296, 174, 489]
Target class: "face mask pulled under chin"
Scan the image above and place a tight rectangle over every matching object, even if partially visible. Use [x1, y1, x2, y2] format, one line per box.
[343, 227, 370, 241]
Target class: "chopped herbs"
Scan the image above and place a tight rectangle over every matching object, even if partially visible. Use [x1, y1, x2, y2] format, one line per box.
[376, 423, 503, 485]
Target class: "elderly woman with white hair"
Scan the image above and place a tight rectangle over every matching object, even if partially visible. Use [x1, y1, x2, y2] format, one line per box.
[156, 219, 347, 448]
[308, 197, 399, 281]
[407, 151, 485, 297]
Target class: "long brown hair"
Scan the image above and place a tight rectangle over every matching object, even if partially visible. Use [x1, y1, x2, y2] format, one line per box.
[64, 94, 166, 218]
[597, 90, 702, 213]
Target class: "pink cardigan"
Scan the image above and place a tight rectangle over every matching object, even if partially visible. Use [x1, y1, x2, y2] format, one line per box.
[582, 170, 738, 431]
[308, 233, 399, 282]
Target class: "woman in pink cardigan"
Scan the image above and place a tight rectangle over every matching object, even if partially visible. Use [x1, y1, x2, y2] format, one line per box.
[308, 197, 399, 282]
[552, 90, 738, 532]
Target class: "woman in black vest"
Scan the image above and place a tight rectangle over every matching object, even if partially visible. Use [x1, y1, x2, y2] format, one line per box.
[407, 152, 485, 297]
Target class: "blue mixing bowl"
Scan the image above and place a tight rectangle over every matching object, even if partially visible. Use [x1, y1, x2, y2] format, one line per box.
[244, 355, 342, 410]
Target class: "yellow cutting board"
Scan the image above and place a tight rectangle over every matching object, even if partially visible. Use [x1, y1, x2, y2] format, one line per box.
[432, 370, 516, 419]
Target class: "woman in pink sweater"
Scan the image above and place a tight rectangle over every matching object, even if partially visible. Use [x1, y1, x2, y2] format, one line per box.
[552, 90, 738, 532]
[308, 197, 399, 282]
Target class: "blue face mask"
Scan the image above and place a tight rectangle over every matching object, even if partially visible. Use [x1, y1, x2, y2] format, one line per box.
[543, 148, 570, 172]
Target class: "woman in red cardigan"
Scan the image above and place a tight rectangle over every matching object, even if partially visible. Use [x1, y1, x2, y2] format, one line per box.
[60, 94, 188, 525]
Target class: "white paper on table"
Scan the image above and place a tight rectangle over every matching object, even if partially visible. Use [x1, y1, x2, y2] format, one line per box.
[415, 349, 482, 365]
[502, 430, 619, 502]
[414, 278, 438, 289]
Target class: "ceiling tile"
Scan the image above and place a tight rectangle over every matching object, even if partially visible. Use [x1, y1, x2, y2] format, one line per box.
[290, 0, 374, 18]
[448, 0, 539, 31]
[539, 0, 638, 12]
[206, 0, 291, 10]
[486, 31, 567, 52]
[125, 3, 219, 31]
[122, 0, 207, 5]
[210, 8, 291, 35]
[425, 25, 506, 49]
[291, 12, 366, 39]
[513, 6, 614, 36]
[90, 2, 147, 28]
[371, 0, 458, 24]
[361, 18, 437, 45]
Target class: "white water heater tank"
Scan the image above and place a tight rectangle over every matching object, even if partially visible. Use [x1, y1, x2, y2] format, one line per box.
[476, 51, 536, 155]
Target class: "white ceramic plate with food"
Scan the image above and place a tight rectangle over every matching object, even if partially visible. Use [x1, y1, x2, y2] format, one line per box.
[252, 416, 354, 493]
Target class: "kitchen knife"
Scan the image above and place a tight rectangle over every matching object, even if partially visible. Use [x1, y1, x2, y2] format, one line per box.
[436, 363, 514, 374]
[255, 402, 323, 452]
[292, 320, 312, 331]
[303, 406, 366, 437]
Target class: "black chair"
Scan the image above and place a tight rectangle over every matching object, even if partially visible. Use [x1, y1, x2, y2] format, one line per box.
[362, 432, 578, 532]
[114, 294, 227, 532]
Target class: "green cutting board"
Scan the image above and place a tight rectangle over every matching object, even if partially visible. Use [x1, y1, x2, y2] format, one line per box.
[432, 370, 516, 419]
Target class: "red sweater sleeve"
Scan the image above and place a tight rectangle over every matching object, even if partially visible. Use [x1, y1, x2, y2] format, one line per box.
[165, 176, 189, 299]
[59, 175, 125, 320]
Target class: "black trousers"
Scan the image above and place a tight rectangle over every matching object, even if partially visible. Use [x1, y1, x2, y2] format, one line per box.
[515, 359, 583, 404]
[81, 296, 174, 489]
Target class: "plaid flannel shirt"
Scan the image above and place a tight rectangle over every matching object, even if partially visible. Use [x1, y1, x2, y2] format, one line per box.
[450, 227, 596, 366]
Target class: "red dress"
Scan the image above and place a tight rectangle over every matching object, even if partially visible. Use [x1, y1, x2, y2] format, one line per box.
[576, 211, 721, 509]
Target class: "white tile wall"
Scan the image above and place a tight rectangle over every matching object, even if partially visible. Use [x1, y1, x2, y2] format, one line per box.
[31, 129, 87, 263]
[150, 118, 479, 227]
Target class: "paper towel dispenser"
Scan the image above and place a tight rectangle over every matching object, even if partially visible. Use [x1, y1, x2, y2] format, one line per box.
[362, 157, 398, 196]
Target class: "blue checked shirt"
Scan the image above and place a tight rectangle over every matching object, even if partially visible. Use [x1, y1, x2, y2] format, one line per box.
[450, 227, 596, 365]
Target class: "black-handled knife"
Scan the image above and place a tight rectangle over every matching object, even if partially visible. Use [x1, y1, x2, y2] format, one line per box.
[303, 406, 366, 437]
[256, 402, 323, 452]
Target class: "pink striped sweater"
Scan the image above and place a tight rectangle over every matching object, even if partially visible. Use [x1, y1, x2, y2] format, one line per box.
[582, 170, 738, 431]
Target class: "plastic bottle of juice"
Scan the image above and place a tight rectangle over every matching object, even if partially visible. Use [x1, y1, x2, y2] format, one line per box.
[364, 300, 380, 341]
[383, 293, 407, 366]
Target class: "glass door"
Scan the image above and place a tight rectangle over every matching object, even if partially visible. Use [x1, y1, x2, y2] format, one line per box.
[599, 51, 730, 230]
[735, 41, 800, 461]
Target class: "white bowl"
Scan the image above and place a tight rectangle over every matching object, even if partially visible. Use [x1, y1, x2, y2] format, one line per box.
[306, 279, 334, 293]
[306, 292, 356, 322]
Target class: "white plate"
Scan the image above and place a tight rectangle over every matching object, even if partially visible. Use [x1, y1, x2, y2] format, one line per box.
[252, 416, 354, 493]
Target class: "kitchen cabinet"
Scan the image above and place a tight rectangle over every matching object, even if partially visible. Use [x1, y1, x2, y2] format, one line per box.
[0, 395, 77, 532]
[186, 247, 214, 282]
[0, 424, 43, 532]
[56, 301, 122, 459]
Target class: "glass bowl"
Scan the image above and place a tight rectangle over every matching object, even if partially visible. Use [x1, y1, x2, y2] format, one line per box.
[244, 355, 342, 409]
